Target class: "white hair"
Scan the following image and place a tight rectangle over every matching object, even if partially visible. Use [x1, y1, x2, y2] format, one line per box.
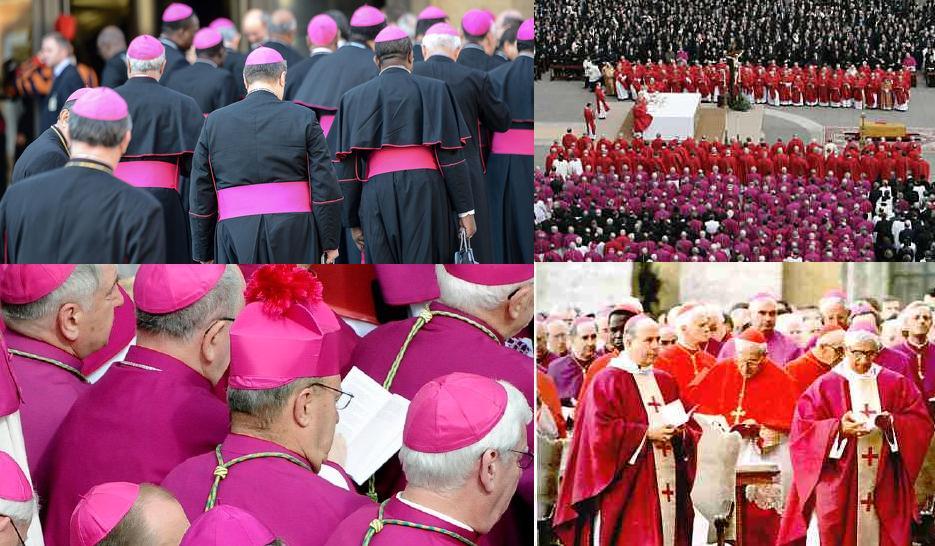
[422, 33, 462, 55]
[399, 380, 531, 492]
[748, 296, 777, 310]
[818, 296, 847, 315]
[435, 265, 529, 316]
[128, 54, 166, 73]
[2, 265, 102, 325]
[898, 300, 931, 329]
[673, 304, 708, 330]
[844, 329, 880, 349]
[0, 494, 38, 528]
[734, 338, 767, 355]
[775, 312, 803, 334]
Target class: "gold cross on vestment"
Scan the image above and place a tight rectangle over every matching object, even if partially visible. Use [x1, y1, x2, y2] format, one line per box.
[730, 406, 746, 424]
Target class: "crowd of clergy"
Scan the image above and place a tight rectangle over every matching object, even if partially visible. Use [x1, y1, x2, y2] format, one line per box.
[871, 177, 935, 262]
[535, 0, 933, 72]
[3, 3, 534, 265]
[590, 60, 914, 112]
[536, 290, 935, 545]
[533, 132, 935, 262]
[0, 263, 535, 546]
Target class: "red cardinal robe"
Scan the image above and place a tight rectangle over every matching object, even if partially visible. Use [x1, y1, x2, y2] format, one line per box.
[655, 343, 716, 397]
[776, 366, 933, 546]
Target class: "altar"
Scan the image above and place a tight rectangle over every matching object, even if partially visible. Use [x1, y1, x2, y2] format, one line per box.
[645, 92, 701, 140]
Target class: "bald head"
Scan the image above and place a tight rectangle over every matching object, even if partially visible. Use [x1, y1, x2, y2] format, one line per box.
[270, 9, 297, 43]
[97, 485, 189, 546]
[97, 26, 126, 60]
[625, 317, 660, 367]
[242, 9, 270, 47]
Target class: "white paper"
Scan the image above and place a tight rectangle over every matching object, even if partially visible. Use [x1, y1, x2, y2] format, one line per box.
[336, 367, 411, 485]
[660, 400, 692, 427]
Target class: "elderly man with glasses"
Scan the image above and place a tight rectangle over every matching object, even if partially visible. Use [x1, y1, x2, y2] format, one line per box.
[163, 265, 372, 546]
[785, 324, 846, 395]
[778, 329, 933, 546]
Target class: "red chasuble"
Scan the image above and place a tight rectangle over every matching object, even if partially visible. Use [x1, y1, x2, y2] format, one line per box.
[553, 364, 696, 546]
[685, 358, 797, 431]
[777, 367, 933, 546]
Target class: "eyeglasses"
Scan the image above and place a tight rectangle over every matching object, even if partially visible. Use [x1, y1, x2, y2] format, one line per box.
[510, 449, 533, 470]
[848, 349, 879, 359]
[311, 383, 354, 410]
[204, 317, 237, 336]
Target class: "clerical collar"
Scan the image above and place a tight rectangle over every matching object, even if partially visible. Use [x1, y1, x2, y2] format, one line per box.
[195, 58, 217, 68]
[676, 342, 699, 354]
[159, 37, 180, 50]
[463, 43, 485, 51]
[609, 353, 653, 374]
[50, 125, 69, 155]
[832, 362, 881, 380]
[496, 51, 509, 60]
[396, 493, 475, 532]
[66, 157, 114, 174]
[311, 47, 332, 55]
[906, 338, 929, 351]
[347, 41, 370, 50]
[381, 65, 411, 75]
[518, 51, 534, 59]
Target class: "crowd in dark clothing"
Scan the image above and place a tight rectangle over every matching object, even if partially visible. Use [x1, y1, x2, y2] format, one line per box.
[871, 178, 935, 260]
[536, 0, 935, 69]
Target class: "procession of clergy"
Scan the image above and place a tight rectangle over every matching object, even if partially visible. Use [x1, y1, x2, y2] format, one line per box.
[0, 263, 536, 545]
[537, 291, 935, 545]
[2, 3, 534, 264]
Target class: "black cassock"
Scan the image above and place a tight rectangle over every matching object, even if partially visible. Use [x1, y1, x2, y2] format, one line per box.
[165, 59, 235, 114]
[457, 44, 497, 72]
[158, 38, 191, 84]
[260, 40, 305, 67]
[189, 90, 342, 264]
[331, 66, 474, 264]
[11, 126, 68, 183]
[413, 56, 511, 263]
[113, 77, 204, 263]
[293, 42, 379, 263]
[222, 49, 247, 99]
[486, 54, 534, 263]
[0, 159, 167, 263]
[101, 51, 128, 88]
[283, 52, 329, 101]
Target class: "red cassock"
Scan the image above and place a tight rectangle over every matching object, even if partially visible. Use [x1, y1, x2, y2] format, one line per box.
[776, 368, 933, 546]
[785, 351, 832, 396]
[633, 100, 653, 134]
[685, 358, 797, 432]
[553, 366, 697, 546]
[655, 344, 716, 396]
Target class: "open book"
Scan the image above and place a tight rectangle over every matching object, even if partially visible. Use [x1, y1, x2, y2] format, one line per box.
[336, 367, 411, 485]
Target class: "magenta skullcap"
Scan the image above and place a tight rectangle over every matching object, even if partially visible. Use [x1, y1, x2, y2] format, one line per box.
[209, 17, 235, 31]
[518, 18, 534, 41]
[245, 46, 284, 66]
[66, 87, 91, 104]
[0, 451, 32, 503]
[307, 14, 338, 46]
[425, 22, 458, 37]
[375, 25, 409, 43]
[71, 88, 129, 121]
[443, 265, 532, 286]
[418, 6, 448, 20]
[350, 5, 386, 27]
[134, 265, 226, 314]
[69, 482, 140, 546]
[403, 372, 508, 453]
[461, 9, 493, 36]
[181, 506, 276, 546]
[193, 28, 223, 50]
[127, 35, 165, 61]
[162, 2, 193, 23]
[0, 265, 75, 304]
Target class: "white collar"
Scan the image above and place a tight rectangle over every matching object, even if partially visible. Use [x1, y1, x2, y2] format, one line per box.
[608, 352, 653, 374]
[395, 493, 475, 532]
[381, 65, 411, 74]
[311, 47, 333, 55]
[519, 51, 534, 59]
[159, 37, 179, 50]
[53, 58, 72, 78]
[832, 361, 881, 380]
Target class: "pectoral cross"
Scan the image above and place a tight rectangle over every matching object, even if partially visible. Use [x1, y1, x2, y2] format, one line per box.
[660, 483, 675, 503]
[861, 446, 879, 467]
[860, 403, 874, 419]
[730, 406, 746, 425]
[860, 492, 874, 513]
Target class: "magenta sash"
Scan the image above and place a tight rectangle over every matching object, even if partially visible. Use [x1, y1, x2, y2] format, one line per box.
[114, 160, 179, 190]
[491, 128, 534, 156]
[217, 181, 311, 221]
[318, 114, 335, 137]
[367, 146, 438, 179]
